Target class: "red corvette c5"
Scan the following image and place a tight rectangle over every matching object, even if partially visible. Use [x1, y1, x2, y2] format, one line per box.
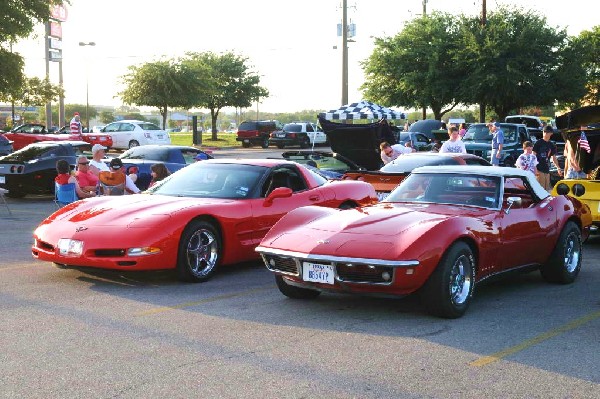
[32, 159, 378, 282]
[257, 166, 592, 318]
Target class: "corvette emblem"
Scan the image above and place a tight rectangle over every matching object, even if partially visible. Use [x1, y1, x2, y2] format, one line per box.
[317, 239, 330, 244]
[75, 226, 88, 232]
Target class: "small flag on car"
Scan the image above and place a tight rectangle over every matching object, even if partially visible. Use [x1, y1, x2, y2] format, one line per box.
[578, 131, 591, 153]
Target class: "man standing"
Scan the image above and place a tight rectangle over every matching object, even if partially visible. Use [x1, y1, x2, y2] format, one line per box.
[70, 112, 83, 138]
[533, 125, 563, 189]
[489, 122, 504, 166]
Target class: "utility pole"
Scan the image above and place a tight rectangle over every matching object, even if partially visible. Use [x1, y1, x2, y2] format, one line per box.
[341, 0, 348, 106]
[479, 0, 487, 122]
[44, 21, 52, 128]
[421, 0, 427, 119]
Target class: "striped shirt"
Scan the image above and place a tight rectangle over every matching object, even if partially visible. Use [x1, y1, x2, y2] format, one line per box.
[70, 117, 82, 136]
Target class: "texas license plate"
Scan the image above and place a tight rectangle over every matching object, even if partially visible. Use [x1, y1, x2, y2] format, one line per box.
[0, 176, 4, 184]
[302, 262, 334, 284]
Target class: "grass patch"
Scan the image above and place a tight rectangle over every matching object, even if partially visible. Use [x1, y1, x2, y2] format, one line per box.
[170, 132, 240, 149]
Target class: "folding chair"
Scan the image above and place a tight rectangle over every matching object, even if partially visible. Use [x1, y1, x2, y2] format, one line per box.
[0, 188, 12, 216]
[54, 182, 78, 208]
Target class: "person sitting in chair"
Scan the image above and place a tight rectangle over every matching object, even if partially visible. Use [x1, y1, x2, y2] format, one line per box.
[55, 159, 95, 200]
[98, 158, 140, 195]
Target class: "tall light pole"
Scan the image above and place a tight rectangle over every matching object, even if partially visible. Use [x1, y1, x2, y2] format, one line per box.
[341, 0, 348, 106]
[78, 41, 95, 130]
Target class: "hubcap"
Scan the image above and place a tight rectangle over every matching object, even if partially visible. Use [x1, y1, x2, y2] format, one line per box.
[450, 254, 472, 305]
[186, 228, 218, 277]
[564, 232, 580, 273]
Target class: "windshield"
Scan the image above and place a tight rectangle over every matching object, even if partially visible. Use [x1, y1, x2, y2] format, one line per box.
[1, 145, 64, 161]
[385, 172, 500, 208]
[146, 162, 265, 199]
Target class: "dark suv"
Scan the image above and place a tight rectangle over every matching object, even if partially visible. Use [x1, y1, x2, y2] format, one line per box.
[462, 123, 530, 167]
[236, 120, 283, 148]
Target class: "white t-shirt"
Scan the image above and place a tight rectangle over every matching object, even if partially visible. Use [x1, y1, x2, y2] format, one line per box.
[381, 144, 413, 164]
[89, 159, 110, 173]
[440, 139, 467, 154]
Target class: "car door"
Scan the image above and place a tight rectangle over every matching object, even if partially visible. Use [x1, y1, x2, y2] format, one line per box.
[250, 166, 326, 244]
[496, 176, 556, 269]
[103, 123, 125, 148]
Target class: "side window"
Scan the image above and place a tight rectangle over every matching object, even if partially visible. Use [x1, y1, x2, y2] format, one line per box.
[306, 124, 314, 132]
[262, 167, 308, 197]
[503, 176, 536, 208]
[123, 124, 135, 132]
[105, 124, 119, 133]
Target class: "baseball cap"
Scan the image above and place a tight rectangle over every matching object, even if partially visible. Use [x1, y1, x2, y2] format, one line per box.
[91, 144, 107, 154]
[74, 112, 80, 116]
[109, 158, 123, 169]
[195, 152, 209, 161]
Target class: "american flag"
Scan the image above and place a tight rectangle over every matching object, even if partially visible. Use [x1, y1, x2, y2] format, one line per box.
[578, 131, 591, 153]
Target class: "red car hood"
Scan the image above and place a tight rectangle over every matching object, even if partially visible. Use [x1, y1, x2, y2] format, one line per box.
[263, 203, 458, 259]
[41, 194, 234, 227]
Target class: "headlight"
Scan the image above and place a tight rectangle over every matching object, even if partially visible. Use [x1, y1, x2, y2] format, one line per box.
[57, 239, 84, 256]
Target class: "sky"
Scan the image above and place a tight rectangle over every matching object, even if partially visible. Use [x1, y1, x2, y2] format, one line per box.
[11, 0, 599, 115]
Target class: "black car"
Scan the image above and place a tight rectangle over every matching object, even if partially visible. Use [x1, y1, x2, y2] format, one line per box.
[114, 145, 214, 190]
[0, 133, 13, 156]
[0, 141, 91, 198]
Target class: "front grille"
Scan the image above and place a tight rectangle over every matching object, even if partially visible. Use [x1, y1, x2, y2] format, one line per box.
[36, 240, 54, 252]
[262, 254, 299, 275]
[94, 249, 127, 257]
[336, 263, 394, 284]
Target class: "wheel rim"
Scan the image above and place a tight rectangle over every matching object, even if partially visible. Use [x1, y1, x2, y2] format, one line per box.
[185, 228, 219, 277]
[449, 254, 472, 305]
[563, 231, 580, 273]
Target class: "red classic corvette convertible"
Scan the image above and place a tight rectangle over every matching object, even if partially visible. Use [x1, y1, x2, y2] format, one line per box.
[32, 159, 377, 282]
[257, 166, 592, 318]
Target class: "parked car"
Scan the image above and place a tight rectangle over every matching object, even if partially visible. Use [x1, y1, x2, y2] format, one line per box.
[257, 165, 592, 318]
[398, 131, 435, 151]
[505, 115, 544, 140]
[408, 119, 445, 140]
[4, 123, 75, 150]
[0, 141, 91, 198]
[268, 122, 327, 149]
[0, 133, 13, 156]
[59, 125, 114, 149]
[281, 150, 365, 180]
[31, 159, 378, 282]
[551, 105, 600, 231]
[115, 145, 214, 190]
[463, 123, 530, 166]
[236, 120, 283, 148]
[101, 120, 171, 149]
[343, 152, 490, 200]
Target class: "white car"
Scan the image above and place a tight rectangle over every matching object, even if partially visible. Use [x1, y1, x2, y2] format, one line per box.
[101, 120, 171, 149]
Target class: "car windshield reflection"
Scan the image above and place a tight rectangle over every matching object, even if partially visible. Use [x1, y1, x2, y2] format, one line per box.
[146, 163, 265, 199]
[385, 173, 501, 208]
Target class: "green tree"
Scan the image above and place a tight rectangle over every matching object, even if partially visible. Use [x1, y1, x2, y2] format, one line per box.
[575, 26, 600, 106]
[458, 7, 586, 120]
[99, 110, 115, 124]
[119, 59, 201, 129]
[0, 1, 65, 99]
[183, 51, 268, 140]
[361, 12, 463, 121]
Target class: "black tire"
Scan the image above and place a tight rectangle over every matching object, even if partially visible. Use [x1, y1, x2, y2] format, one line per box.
[540, 221, 582, 284]
[6, 190, 26, 198]
[420, 241, 476, 318]
[176, 220, 221, 283]
[300, 137, 310, 149]
[275, 275, 321, 299]
[242, 142, 251, 148]
[276, 143, 285, 149]
[128, 140, 140, 148]
[260, 137, 269, 149]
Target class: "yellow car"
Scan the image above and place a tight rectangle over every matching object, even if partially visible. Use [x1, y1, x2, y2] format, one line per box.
[551, 105, 600, 231]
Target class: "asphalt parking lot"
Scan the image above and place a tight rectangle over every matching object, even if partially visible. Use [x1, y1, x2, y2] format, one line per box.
[1, 166, 599, 398]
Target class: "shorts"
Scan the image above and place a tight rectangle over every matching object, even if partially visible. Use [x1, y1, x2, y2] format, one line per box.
[566, 168, 586, 179]
[536, 172, 550, 190]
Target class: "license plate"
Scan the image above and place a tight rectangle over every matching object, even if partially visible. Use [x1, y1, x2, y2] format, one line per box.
[157, 134, 163, 139]
[277, 133, 286, 137]
[243, 139, 249, 143]
[0, 176, 4, 184]
[302, 262, 334, 284]
[99, 137, 106, 141]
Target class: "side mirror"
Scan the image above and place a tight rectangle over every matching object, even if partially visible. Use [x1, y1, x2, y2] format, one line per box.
[264, 187, 293, 205]
[505, 196, 521, 214]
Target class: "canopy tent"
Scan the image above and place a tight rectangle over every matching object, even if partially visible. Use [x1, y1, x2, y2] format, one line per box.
[318, 100, 406, 121]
